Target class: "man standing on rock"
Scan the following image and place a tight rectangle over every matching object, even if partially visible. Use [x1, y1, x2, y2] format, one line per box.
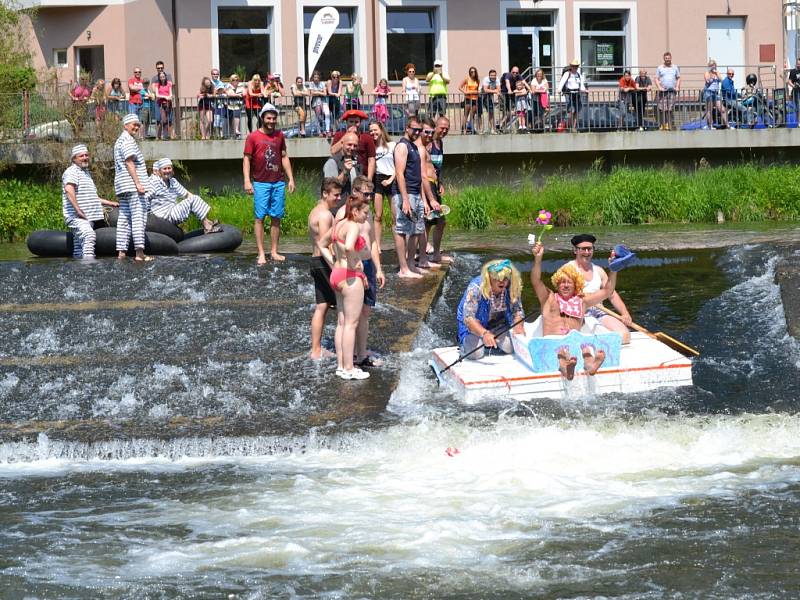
[392, 116, 426, 279]
[114, 113, 152, 261]
[63, 144, 118, 259]
[308, 177, 342, 359]
[243, 102, 296, 265]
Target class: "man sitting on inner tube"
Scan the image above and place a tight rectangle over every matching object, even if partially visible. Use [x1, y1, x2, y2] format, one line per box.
[62, 144, 119, 259]
[148, 158, 222, 234]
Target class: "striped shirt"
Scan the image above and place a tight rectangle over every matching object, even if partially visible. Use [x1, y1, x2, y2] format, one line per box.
[114, 130, 148, 196]
[148, 174, 189, 217]
[62, 164, 103, 221]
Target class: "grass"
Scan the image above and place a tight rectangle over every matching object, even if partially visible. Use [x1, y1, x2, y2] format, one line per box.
[3, 162, 800, 242]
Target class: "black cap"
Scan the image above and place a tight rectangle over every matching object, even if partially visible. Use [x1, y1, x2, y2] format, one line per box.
[571, 233, 596, 246]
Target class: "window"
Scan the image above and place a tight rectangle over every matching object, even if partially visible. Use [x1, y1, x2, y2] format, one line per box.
[579, 10, 627, 83]
[53, 48, 68, 68]
[303, 7, 355, 79]
[506, 11, 552, 28]
[386, 8, 436, 81]
[217, 7, 271, 79]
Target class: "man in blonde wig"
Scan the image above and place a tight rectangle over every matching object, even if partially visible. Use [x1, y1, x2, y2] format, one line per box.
[456, 259, 525, 360]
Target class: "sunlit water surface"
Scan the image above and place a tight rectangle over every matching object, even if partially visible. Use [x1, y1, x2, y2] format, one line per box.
[1, 243, 800, 598]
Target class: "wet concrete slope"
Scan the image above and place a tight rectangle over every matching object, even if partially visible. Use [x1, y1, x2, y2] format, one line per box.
[776, 246, 800, 339]
[0, 255, 446, 444]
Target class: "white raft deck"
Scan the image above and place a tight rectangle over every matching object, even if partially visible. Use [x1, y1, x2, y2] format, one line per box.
[431, 320, 693, 403]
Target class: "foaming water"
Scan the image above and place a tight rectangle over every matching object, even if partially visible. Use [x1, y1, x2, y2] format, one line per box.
[2, 243, 800, 596]
[2, 413, 800, 597]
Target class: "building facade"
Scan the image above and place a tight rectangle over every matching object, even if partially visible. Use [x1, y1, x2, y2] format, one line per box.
[22, 0, 786, 95]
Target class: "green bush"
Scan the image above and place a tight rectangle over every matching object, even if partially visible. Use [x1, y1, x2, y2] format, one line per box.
[0, 179, 62, 241]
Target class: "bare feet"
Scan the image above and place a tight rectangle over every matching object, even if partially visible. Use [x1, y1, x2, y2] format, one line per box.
[134, 255, 154, 262]
[398, 269, 423, 279]
[310, 348, 336, 360]
[581, 344, 606, 376]
[557, 346, 577, 381]
[256, 254, 267, 266]
[270, 252, 286, 262]
[432, 254, 454, 264]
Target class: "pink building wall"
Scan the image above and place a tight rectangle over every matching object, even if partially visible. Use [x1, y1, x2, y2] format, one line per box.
[21, 0, 787, 95]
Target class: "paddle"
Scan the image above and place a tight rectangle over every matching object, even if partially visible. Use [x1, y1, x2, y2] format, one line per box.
[597, 305, 700, 358]
[430, 311, 534, 385]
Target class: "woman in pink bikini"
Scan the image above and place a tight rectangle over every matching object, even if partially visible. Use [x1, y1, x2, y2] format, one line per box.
[319, 195, 371, 380]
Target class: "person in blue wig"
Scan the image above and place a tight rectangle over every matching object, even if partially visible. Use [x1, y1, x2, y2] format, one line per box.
[456, 259, 525, 360]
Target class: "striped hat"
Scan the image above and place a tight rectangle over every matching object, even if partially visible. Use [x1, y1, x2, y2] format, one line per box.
[157, 158, 172, 169]
[122, 113, 141, 125]
[70, 144, 88, 158]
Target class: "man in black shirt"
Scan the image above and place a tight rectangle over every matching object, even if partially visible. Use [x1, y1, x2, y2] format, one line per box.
[500, 66, 520, 129]
[788, 58, 800, 113]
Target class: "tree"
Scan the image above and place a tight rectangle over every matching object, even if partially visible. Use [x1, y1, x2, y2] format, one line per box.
[0, 1, 36, 92]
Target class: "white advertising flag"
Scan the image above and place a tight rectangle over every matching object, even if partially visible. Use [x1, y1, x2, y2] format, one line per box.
[307, 6, 339, 76]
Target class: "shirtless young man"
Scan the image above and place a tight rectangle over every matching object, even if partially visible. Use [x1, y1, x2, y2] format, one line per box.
[413, 116, 439, 270]
[308, 177, 343, 359]
[531, 242, 618, 380]
[333, 176, 386, 367]
[567, 233, 632, 344]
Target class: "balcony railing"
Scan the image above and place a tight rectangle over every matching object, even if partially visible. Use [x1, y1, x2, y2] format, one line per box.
[4, 86, 796, 144]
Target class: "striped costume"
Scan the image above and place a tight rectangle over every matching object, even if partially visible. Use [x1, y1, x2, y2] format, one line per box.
[62, 164, 103, 258]
[113, 130, 149, 251]
[147, 174, 210, 224]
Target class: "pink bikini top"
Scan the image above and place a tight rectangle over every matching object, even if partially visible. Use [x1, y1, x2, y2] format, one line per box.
[335, 222, 367, 252]
[557, 294, 584, 319]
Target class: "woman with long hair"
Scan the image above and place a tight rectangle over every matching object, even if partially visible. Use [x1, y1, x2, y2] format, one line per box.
[459, 66, 480, 133]
[197, 76, 215, 139]
[530, 68, 549, 132]
[401, 63, 420, 117]
[244, 73, 265, 133]
[308, 70, 329, 136]
[155, 70, 174, 139]
[106, 77, 126, 117]
[703, 59, 728, 129]
[225, 73, 246, 139]
[326, 70, 344, 136]
[319, 194, 372, 380]
[368, 120, 395, 251]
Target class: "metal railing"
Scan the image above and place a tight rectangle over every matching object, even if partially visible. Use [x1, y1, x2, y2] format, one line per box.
[4, 86, 795, 144]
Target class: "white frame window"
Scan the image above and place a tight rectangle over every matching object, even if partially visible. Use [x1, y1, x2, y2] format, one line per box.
[500, 1, 566, 82]
[377, 0, 447, 84]
[573, 0, 638, 86]
[298, 0, 367, 80]
[53, 48, 68, 68]
[385, 7, 436, 82]
[211, 0, 282, 79]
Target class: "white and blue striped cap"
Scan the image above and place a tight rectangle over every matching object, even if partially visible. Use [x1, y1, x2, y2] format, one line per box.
[157, 158, 172, 168]
[70, 144, 88, 158]
[122, 113, 140, 125]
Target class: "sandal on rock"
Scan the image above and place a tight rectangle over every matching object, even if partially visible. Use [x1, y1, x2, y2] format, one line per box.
[355, 355, 384, 368]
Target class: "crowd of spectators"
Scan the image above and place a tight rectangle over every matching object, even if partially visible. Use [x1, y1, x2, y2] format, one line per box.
[67, 51, 796, 140]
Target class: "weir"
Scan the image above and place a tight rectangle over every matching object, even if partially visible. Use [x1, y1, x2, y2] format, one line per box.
[0, 254, 447, 448]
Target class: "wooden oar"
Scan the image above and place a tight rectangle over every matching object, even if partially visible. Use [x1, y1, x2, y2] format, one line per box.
[597, 306, 700, 358]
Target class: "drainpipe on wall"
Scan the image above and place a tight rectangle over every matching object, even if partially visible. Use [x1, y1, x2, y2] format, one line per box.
[172, 0, 181, 136]
[372, 0, 379, 85]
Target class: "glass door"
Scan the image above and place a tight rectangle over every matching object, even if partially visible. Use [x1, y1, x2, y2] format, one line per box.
[508, 34, 534, 75]
[536, 30, 555, 86]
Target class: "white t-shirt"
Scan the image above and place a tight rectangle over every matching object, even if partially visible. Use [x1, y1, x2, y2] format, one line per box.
[375, 141, 396, 176]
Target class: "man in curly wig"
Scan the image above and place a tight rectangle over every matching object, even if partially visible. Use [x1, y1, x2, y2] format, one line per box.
[530, 242, 619, 380]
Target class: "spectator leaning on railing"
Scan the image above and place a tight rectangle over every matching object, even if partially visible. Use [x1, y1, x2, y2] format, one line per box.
[558, 59, 586, 132]
[154, 70, 173, 140]
[721, 69, 742, 125]
[402, 64, 421, 117]
[618, 69, 637, 130]
[530, 68, 549, 132]
[344, 73, 363, 110]
[245, 74, 265, 134]
[308, 70, 329, 136]
[372, 78, 391, 124]
[634, 69, 652, 130]
[226, 74, 246, 139]
[459, 67, 480, 134]
[140, 80, 155, 137]
[481, 69, 500, 133]
[210, 67, 227, 138]
[290, 76, 308, 137]
[656, 51, 680, 131]
[107, 78, 127, 116]
[500, 66, 521, 129]
[327, 70, 344, 133]
[197, 76, 215, 140]
[426, 59, 450, 119]
[127, 67, 145, 126]
[788, 57, 800, 114]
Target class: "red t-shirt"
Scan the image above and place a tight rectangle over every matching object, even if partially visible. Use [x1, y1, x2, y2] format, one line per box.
[331, 131, 376, 174]
[128, 77, 143, 104]
[244, 129, 287, 183]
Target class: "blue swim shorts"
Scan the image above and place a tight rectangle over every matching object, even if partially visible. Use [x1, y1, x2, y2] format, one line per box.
[253, 180, 286, 220]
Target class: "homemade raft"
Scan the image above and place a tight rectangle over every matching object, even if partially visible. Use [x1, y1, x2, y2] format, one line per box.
[430, 316, 694, 403]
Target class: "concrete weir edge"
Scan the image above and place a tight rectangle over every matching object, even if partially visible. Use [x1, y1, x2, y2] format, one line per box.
[0, 266, 450, 453]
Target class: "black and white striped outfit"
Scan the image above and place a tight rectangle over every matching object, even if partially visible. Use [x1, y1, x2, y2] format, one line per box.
[113, 130, 149, 251]
[62, 164, 103, 258]
[147, 174, 210, 224]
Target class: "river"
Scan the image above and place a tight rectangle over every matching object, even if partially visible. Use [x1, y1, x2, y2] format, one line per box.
[1, 234, 799, 598]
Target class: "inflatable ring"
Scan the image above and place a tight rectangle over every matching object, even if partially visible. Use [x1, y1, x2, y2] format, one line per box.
[26, 228, 180, 257]
[177, 224, 243, 253]
[105, 208, 184, 242]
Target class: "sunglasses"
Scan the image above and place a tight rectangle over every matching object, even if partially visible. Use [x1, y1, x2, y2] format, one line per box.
[423, 128, 434, 135]
[134, 71, 142, 74]
[361, 192, 375, 198]
[410, 127, 423, 133]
